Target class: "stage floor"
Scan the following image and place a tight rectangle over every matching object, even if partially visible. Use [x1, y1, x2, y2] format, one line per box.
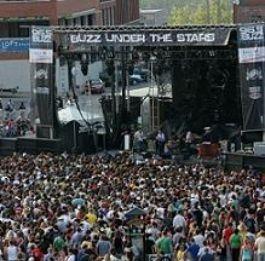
[224, 152, 265, 170]
[0, 136, 62, 155]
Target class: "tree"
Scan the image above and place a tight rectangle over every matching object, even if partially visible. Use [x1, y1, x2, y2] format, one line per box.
[140, 0, 177, 10]
[168, 0, 233, 25]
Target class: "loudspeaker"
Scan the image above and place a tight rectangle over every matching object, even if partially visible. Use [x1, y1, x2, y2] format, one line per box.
[36, 125, 53, 139]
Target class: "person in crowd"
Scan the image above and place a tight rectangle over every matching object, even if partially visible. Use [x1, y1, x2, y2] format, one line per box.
[156, 129, 166, 156]
[230, 228, 242, 261]
[255, 230, 265, 261]
[18, 102, 26, 110]
[202, 127, 212, 143]
[133, 128, 145, 152]
[156, 230, 173, 255]
[4, 99, 13, 112]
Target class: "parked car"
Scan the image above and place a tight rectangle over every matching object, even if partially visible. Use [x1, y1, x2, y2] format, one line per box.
[99, 71, 111, 87]
[129, 74, 145, 85]
[90, 79, 105, 94]
[133, 68, 150, 82]
[0, 86, 19, 95]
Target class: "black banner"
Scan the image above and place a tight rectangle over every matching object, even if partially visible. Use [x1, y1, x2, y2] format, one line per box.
[238, 24, 265, 131]
[29, 27, 53, 126]
[63, 28, 233, 49]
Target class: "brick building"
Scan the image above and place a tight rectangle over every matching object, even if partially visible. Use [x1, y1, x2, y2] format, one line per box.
[234, 0, 265, 23]
[0, 0, 140, 38]
[0, 0, 139, 92]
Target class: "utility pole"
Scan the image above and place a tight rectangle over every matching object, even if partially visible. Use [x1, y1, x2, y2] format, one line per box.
[111, 60, 117, 128]
[217, 0, 221, 24]
[121, 46, 127, 122]
[206, 0, 210, 24]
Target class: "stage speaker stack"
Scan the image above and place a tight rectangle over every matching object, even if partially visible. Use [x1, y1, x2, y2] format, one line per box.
[36, 125, 54, 139]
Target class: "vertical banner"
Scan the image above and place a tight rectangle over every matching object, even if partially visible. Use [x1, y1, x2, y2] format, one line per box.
[29, 26, 53, 127]
[238, 24, 265, 131]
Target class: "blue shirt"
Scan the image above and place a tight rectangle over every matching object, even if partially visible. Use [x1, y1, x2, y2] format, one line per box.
[201, 253, 214, 261]
[187, 243, 200, 258]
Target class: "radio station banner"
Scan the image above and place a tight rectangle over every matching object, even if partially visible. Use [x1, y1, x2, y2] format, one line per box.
[65, 28, 233, 48]
[30, 26, 53, 126]
[238, 24, 265, 131]
[29, 48, 53, 64]
[0, 38, 29, 53]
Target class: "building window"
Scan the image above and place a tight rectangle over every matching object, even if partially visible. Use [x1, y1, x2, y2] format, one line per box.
[0, 23, 8, 38]
[88, 15, 93, 25]
[80, 16, 86, 26]
[109, 7, 112, 25]
[112, 6, 115, 24]
[58, 19, 65, 26]
[0, 20, 49, 38]
[102, 9, 105, 25]
[106, 8, 110, 25]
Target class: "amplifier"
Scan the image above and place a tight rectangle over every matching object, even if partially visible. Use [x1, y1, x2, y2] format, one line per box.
[253, 142, 265, 156]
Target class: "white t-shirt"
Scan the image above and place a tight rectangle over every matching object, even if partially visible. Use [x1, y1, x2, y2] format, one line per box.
[7, 245, 17, 261]
[255, 236, 265, 254]
[197, 247, 214, 257]
[193, 234, 205, 248]
[66, 254, 76, 261]
[173, 214, 186, 228]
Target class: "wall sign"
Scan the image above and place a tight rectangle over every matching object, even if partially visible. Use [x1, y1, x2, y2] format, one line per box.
[0, 38, 29, 53]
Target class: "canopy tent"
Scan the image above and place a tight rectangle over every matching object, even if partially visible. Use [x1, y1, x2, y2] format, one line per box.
[125, 207, 146, 220]
[58, 103, 103, 125]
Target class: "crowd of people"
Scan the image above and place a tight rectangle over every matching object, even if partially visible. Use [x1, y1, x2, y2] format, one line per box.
[0, 99, 33, 138]
[0, 152, 263, 261]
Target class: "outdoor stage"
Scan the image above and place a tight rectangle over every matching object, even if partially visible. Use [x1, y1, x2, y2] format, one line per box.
[223, 152, 265, 170]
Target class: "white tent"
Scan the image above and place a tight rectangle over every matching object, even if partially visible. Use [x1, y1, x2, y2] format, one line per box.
[58, 103, 104, 151]
[58, 103, 103, 125]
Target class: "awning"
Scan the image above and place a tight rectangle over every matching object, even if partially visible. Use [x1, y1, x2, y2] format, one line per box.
[60, 8, 96, 19]
[58, 103, 103, 125]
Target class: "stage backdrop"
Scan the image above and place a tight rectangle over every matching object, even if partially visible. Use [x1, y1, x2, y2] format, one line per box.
[29, 26, 53, 127]
[238, 24, 265, 131]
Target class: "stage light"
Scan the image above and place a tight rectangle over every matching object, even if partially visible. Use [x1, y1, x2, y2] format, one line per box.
[127, 60, 134, 75]
[142, 52, 150, 63]
[81, 53, 88, 76]
[209, 50, 215, 57]
[106, 59, 115, 75]
[59, 55, 66, 66]
[132, 49, 140, 62]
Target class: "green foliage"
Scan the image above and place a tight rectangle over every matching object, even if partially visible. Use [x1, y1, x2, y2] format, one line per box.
[140, 0, 178, 9]
[168, 0, 233, 25]
[140, 0, 233, 25]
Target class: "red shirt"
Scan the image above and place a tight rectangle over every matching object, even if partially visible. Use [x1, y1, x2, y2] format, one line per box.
[32, 247, 43, 261]
[223, 227, 233, 244]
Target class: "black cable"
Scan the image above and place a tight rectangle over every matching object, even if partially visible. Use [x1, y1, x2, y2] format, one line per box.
[71, 85, 92, 131]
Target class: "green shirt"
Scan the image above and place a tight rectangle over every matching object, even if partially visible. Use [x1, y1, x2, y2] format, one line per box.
[156, 236, 172, 254]
[53, 236, 65, 252]
[230, 234, 241, 249]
